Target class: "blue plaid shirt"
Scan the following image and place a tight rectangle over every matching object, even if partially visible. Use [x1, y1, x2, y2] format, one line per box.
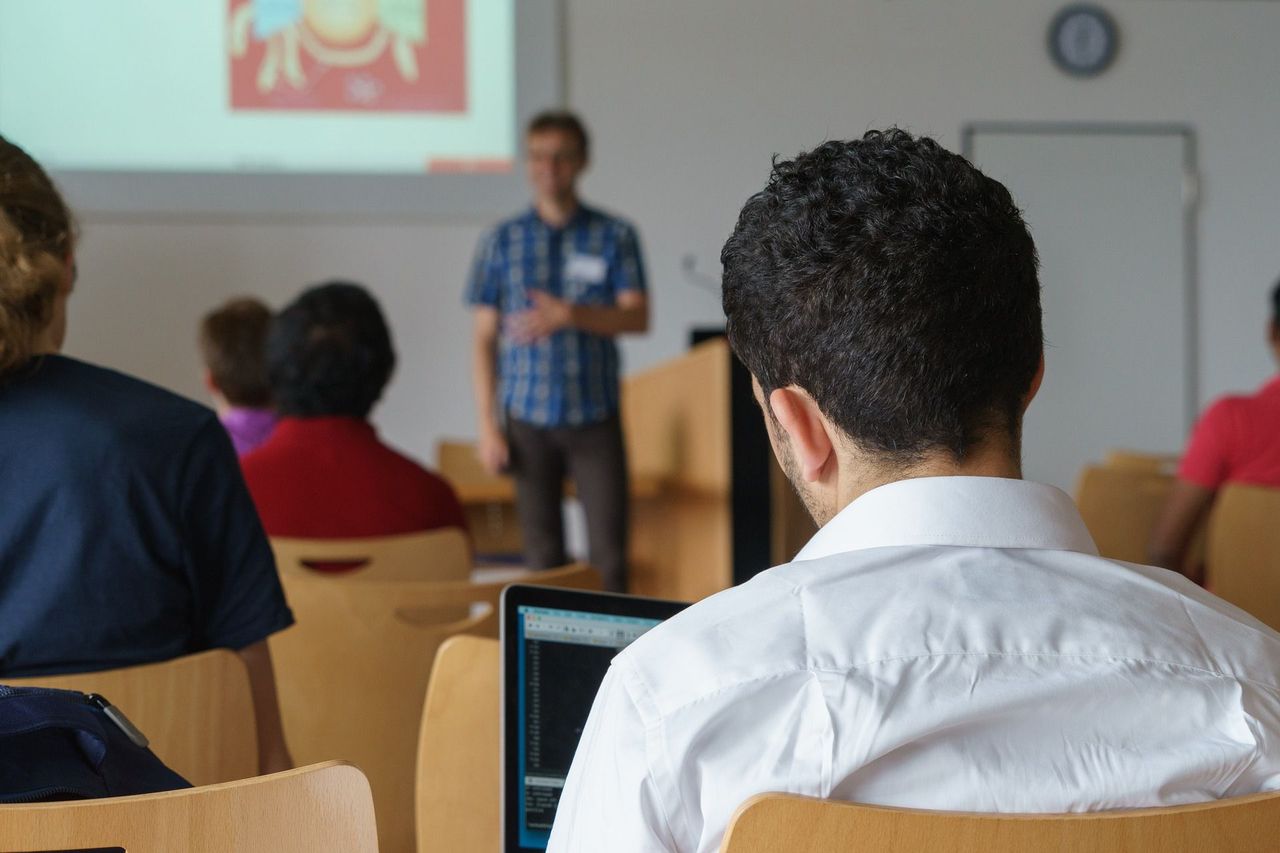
[466, 204, 647, 428]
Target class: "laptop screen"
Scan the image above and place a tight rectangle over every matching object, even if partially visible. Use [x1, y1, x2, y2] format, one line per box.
[513, 604, 665, 849]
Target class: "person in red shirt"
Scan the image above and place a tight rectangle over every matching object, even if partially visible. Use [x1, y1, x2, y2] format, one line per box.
[1149, 280, 1280, 580]
[242, 281, 466, 542]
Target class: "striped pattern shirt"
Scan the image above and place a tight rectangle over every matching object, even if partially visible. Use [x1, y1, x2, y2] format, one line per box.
[466, 204, 647, 427]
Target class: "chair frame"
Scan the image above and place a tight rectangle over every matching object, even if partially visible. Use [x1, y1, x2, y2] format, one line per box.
[270, 528, 471, 581]
[0, 761, 377, 853]
[722, 791, 1280, 852]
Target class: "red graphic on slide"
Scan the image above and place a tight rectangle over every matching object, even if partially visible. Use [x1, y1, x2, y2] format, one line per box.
[228, 0, 466, 112]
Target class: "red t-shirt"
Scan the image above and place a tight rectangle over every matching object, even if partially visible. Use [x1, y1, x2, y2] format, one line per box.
[1179, 376, 1280, 490]
[241, 416, 467, 538]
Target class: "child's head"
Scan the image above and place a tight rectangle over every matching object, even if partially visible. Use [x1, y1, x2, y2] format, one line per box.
[198, 297, 273, 409]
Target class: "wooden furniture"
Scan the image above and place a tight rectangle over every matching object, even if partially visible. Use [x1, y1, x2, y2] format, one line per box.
[1074, 465, 1178, 564]
[1206, 484, 1280, 630]
[8, 649, 256, 786]
[0, 761, 376, 853]
[1105, 448, 1180, 474]
[1075, 464, 1206, 571]
[396, 563, 602, 639]
[438, 441, 526, 558]
[415, 635, 499, 853]
[443, 338, 738, 602]
[622, 338, 733, 600]
[271, 564, 600, 853]
[270, 528, 471, 581]
[720, 791, 1280, 852]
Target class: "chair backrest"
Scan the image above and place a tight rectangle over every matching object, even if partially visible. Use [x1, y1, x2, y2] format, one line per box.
[397, 563, 604, 638]
[1104, 448, 1180, 474]
[415, 635, 499, 853]
[0, 761, 377, 853]
[7, 649, 256, 786]
[1207, 483, 1280, 629]
[272, 564, 599, 853]
[1074, 465, 1177, 564]
[720, 791, 1280, 852]
[438, 439, 509, 490]
[270, 528, 471, 581]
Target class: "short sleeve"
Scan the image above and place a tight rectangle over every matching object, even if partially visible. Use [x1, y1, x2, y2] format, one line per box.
[465, 229, 504, 308]
[1179, 398, 1237, 490]
[546, 664, 677, 852]
[178, 417, 294, 650]
[609, 224, 648, 294]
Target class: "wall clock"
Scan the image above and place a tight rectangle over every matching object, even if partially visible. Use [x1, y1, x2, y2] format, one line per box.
[1048, 4, 1119, 78]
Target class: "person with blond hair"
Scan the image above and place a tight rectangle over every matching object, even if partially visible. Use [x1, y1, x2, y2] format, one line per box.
[0, 136, 294, 774]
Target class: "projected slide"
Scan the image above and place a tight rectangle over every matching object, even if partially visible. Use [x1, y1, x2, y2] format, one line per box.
[228, 0, 465, 113]
[0, 0, 514, 174]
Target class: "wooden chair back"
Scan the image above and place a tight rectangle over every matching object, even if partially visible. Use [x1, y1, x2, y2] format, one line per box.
[438, 440, 508, 490]
[398, 563, 603, 638]
[415, 636, 499, 853]
[1207, 483, 1280, 630]
[0, 761, 376, 853]
[270, 528, 471, 581]
[720, 791, 1280, 852]
[1074, 465, 1178, 564]
[1104, 448, 1180, 474]
[8, 649, 256, 786]
[272, 564, 599, 853]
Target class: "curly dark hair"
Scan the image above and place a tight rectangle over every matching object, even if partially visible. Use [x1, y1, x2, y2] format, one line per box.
[266, 281, 395, 419]
[721, 129, 1042, 463]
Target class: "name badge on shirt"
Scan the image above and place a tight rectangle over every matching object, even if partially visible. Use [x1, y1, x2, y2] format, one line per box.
[565, 253, 607, 284]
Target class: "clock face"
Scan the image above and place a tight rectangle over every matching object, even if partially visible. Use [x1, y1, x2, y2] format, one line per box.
[1049, 5, 1118, 77]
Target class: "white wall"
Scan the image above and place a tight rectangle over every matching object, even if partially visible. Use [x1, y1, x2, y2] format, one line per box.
[65, 0, 1280, 465]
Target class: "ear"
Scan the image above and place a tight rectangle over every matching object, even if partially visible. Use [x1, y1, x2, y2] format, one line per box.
[62, 250, 77, 295]
[1023, 351, 1046, 412]
[202, 369, 219, 395]
[768, 386, 835, 482]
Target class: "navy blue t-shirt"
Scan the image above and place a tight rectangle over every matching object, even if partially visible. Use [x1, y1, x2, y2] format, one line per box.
[0, 355, 293, 677]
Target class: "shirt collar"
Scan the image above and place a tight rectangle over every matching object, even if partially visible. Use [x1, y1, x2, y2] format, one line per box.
[793, 476, 1098, 562]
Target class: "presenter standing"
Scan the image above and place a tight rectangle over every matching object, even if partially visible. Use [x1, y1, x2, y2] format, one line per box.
[466, 110, 649, 592]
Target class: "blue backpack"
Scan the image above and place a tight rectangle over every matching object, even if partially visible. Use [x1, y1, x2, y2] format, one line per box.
[0, 684, 190, 803]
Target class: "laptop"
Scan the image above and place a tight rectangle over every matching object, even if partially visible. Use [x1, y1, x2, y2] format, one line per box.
[500, 584, 687, 852]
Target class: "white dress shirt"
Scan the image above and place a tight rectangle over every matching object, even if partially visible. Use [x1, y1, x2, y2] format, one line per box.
[547, 476, 1280, 853]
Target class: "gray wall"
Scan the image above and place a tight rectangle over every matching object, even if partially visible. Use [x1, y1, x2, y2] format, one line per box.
[64, 0, 1280, 466]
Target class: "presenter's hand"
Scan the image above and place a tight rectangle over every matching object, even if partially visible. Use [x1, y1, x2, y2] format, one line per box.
[478, 425, 510, 476]
[506, 291, 571, 343]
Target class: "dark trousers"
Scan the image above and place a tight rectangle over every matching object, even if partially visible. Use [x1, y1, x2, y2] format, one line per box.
[507, 416, 629, 592]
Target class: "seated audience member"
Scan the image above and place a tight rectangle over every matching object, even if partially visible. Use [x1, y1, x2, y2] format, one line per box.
[1149, 280, 1280, 579]
[548, 131, 1280, 853]
[242, 281, 467, 541]
[199, 296, 278, 456]
[0, 136, 293, 774]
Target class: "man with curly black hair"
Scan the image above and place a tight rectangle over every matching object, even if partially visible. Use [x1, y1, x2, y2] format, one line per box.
[548, 130, 1280, 853]
[241, 281, 466, 547]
